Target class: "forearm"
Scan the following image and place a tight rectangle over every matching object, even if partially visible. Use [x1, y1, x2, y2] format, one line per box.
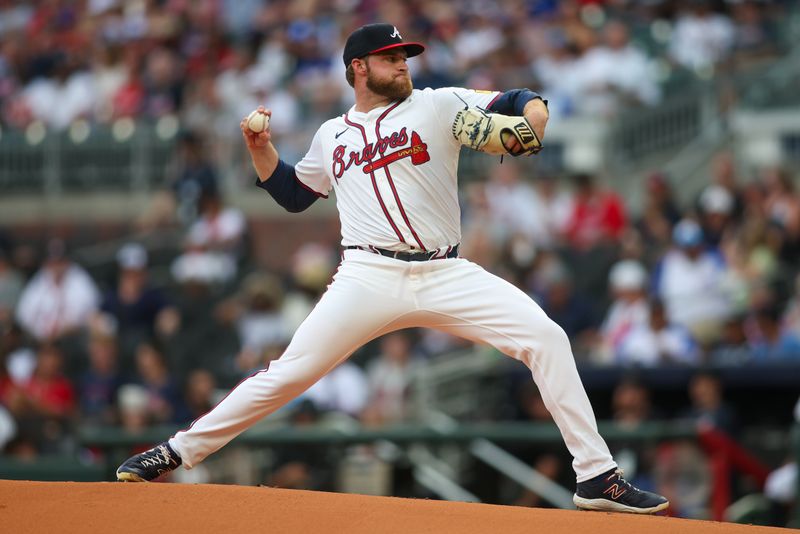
[251, 142, 280, 182]
[487, 88, 549, 142]
[523, 98, 549, 142]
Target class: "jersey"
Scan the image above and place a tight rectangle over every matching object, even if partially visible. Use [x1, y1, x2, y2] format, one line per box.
[293, 87, 500, 252]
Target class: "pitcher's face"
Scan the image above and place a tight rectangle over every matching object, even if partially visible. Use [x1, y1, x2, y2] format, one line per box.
[364, 50, 412, 99]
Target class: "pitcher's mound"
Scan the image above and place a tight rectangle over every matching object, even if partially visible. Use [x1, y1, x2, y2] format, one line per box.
[0, 479, 787, 534]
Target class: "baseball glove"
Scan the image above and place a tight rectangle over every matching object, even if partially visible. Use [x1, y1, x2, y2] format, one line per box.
[452, 108, 542, 157]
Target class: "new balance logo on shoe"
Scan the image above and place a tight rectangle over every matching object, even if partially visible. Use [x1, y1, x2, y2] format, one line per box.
[603, 484, 627, 500]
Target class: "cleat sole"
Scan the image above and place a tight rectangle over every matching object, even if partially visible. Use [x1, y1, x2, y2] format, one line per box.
[116, 471, 147, 483]
[573, 495, 669, 515]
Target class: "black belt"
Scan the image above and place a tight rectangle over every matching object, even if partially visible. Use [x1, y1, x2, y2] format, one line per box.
[345, 245, 459, 262]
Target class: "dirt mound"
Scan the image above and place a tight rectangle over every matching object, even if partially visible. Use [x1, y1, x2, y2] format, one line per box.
[0, 480, 788, 534]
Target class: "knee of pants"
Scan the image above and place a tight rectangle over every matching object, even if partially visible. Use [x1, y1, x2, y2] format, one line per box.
[526, 319, 572, 357]
[510, 319, 571, 366]
[536, 319, 571, 353]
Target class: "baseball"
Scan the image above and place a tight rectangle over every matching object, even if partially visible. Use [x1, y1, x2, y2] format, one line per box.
[246, 110, 269, 133]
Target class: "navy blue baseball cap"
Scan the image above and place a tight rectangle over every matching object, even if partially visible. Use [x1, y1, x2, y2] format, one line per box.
[343, 23, 425, 67]
[672, 219, 704, 247]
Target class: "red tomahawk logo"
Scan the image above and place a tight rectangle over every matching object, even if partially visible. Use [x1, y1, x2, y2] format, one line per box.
[363, 132, 430, 173]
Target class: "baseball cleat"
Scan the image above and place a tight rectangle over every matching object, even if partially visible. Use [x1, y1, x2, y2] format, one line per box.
[573, 468, 669, 514]
[116, 442, 182, 482]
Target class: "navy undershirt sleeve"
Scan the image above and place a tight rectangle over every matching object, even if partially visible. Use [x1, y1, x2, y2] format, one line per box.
[488, 89, 547, 116]
[255, 159, 320, 213]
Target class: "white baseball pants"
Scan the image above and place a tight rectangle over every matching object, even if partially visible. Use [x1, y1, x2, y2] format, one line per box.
[170, 249, 615, 481]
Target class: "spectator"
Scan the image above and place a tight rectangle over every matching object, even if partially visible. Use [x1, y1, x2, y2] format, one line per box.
[117, 383, 150, 437]
[167, 130, 220, 223]
[176, 369, 218, 425]
[730, 0, 780, 65]
[763, 396, 799, 527]
[22, 54, 95, 130]
[139, 131, 219, 231]
[15, 239, 101, 342]
[563, 173, 627, 251]
[214, 271, 289, 377]
[452, 13, 506, 71]
[170, 232, 237, 287]
[781, 273, 800, 338]
[100, 242, 179, 370]
[654, 219, 731, 347]
[698, 184, 735, 248]
[0, 249, 23, 326]
[483, 160, 548, 245]
[361, 331, 425, 426]
[169, 188, 247, 289]
[2, 322, 35, 388]
[653, 439, 712, 519]
[719, 216, 778, 314]
[749, 305, 800, 363]
[618, 299, 698, 366]
[562, 173, 628, 301]
[531, 174, 574, 246]
[636, 173, 682, 266]
[612, 377, 657, 430]
[604, 377, 666, 506]
[266, 399, 334, 491]
[186, 188, 247, 263]
[531, 27, 581, 118]
[669, 0, 735, 71]
[536, 264, 597, 356]
[683, 371, 737, 436]
[0, 333, 16, 409]
[761, 166, 800, 254]
[708, 151, 743, 221]
[130, 341, 184, 425]
[594, 260, 649, 364]
[574, 19, 660, 117]
[281, 243, 338, 334]
[141, 47, 183, 118]
[89, 43, 127, 122]
[507, 381, 570, 508]
[302, 361, 369, 419]
[5, 343, 76, 454]
[79, 324, 122, 427]
[0, 402, 15, 452]
[709, 314, 751, 366]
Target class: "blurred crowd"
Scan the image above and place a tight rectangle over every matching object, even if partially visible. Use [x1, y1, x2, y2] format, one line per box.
[0, 0, 792, 158]
[0, 143, 798, 461]
[0, 0, 798, 524]
[467, 151, 800, 367]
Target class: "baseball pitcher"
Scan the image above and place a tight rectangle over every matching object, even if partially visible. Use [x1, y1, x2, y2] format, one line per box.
[117, 23, 668, 515]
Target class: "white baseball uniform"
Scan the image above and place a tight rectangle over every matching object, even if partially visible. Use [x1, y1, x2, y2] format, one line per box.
[170, 87, 615, 482]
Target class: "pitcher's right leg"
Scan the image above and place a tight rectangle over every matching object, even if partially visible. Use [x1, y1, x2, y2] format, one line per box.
[171, 283, 414, 467]
[117, 253, 415, 480]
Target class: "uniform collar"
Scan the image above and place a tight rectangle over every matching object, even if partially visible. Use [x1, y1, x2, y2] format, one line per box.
[346, 95, 411, 121]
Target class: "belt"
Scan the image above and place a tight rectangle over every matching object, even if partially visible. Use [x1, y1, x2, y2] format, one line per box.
[345, 245, 459, 262]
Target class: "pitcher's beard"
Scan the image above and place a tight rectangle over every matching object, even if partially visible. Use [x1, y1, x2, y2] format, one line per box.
[366, 73, 413, 100]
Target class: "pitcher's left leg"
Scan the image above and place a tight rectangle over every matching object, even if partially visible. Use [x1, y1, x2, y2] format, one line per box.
[420, 259, 614, 481]
[420, 259, 668, 513]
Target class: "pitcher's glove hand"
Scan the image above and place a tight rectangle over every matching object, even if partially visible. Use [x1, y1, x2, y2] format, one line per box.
[452, 107, 542, 157]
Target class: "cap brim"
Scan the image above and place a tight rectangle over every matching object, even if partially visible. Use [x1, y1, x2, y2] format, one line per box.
[368, 42, 425, 58]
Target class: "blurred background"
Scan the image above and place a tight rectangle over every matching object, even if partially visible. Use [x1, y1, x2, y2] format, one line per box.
[0, 0, 799, 528]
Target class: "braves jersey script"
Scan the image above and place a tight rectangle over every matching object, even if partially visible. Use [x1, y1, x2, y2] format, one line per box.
[293, 87, 500, 252]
